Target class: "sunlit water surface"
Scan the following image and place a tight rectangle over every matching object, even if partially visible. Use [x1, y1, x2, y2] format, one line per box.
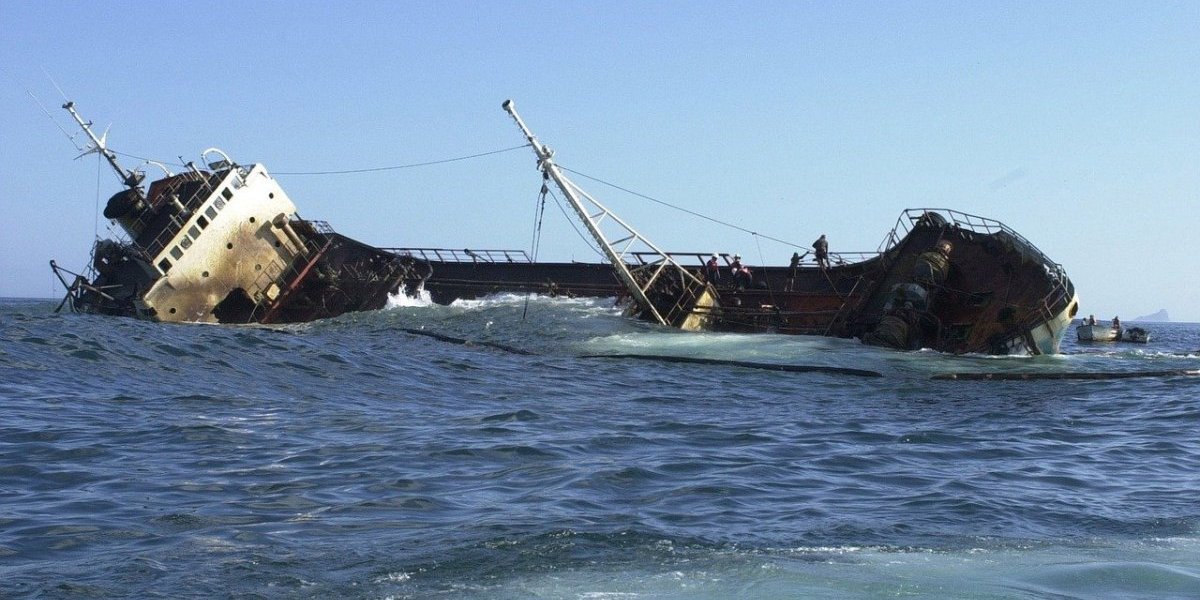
[2, 295, 1198, 598]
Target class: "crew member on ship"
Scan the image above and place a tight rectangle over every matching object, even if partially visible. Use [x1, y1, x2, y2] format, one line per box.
[813, 234, 829, 270]
[705, 254, 721, 285]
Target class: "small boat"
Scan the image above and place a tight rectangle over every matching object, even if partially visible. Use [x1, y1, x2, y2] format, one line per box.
[1122, 327, 1151, 343]
[1077, 324, 1120, 342]
[50, 101, 429, 324]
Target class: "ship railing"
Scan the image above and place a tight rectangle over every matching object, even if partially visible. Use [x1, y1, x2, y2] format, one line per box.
[247, 231, 330, 308]
[379, 248, 881, 268]
[305, 219, 337, 235]
[202, 149, 248, 187]
[882, 208, 1076, 349]
[629, 251, 878, 268]
[382, 248, 533, 264]
[135, 170, 228, 260]
[288, 217, 335, 257]
[879, 208, 1068, 280]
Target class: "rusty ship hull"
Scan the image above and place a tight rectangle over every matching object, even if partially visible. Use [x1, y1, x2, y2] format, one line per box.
[396, 209, 1078, 355]
[52, 102, 425, 325]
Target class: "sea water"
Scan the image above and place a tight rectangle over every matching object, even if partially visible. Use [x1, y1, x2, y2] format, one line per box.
[1, 295, 1198, 598]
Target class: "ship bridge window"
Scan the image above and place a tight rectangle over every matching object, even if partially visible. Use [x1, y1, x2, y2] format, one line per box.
[158, 258, 172, 273]
[205, 206, 218, 220]
[180, 237, 192, 250]
[221, 188, 234, 201]
[197, 216, 209, 229]
[215, 197, 226, 210]
[189, 225, 201, 239]
[171, 246, 184, 260]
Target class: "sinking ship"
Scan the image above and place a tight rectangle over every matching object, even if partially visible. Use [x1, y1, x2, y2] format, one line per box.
[51, 102, 426, 324]
[393, 101, 1080, 355]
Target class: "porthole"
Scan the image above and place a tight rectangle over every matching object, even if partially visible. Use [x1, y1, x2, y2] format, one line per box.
[249, 217, 256, 223]
[169, 308, 177, 314]
[255, 264, 262, 271]
[269, 193, 275, 199]
[226, 242, 234, 250]
[202, 271, 210, 278]
[274, 241, 281, 248]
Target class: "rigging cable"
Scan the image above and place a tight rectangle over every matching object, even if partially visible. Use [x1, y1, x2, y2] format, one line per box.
[106, 143, 532, 174]
[94, 150, 102, 241]
[560, 165, 805, 251]
[546, 188, 606, 260]
[522, 176, 550, 320]
[752, 233, 784, 314]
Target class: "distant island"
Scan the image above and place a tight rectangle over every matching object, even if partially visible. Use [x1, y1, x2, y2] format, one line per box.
[1133, 309, 1170, 322]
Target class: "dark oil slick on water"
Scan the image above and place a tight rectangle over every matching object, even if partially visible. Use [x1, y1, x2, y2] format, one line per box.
[2, 295, 1199, 599]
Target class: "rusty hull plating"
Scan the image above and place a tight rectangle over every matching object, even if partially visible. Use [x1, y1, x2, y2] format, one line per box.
[395, 208, 1078, 355]
[52, 103, 426, 325]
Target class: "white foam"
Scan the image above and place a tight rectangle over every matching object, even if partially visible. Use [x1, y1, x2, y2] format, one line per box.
[387, 286, 433, 308]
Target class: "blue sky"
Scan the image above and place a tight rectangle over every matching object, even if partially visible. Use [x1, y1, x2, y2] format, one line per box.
[2, 1, 1197, 321]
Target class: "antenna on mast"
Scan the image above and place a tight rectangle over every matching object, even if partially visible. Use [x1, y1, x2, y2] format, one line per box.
[61, 101, 144, 190]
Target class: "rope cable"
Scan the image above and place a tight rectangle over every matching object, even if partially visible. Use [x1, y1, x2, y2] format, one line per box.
[273, 144, 531, 175]
[94, 151, 102, 241]
[752, 233, 783, 310]
[523, 180, 550, 320]
[560, 165, 804, 250]
[106, 143, 532, 175]
[546, 188, 605, 260]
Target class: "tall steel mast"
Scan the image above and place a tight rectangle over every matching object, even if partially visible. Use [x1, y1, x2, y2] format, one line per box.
[62, 101, 144, 189]
[502, 99, 719, 330]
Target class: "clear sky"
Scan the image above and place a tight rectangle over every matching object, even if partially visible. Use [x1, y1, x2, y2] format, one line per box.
[2, 1, 1197, 321]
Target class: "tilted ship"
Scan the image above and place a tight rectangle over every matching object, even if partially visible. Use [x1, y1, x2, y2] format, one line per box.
[392, 101, 1080, 355]
[50, 101, 426, 324]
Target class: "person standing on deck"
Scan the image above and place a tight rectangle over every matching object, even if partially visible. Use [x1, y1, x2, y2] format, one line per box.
[787, 251, 803, 291]
[729, 254, 744, 288]
[704, 254, 722, 286]
[813, 235, 829, 270]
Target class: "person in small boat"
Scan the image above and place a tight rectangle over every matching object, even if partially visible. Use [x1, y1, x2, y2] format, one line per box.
[1087, 315, 1096, 325]
[704, 254, 722, 285]
[1112, 316, 1121, 329]
[813, 234, 829, 269]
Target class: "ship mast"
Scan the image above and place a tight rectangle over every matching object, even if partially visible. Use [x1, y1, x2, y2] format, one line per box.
[62, 101, 144, 189]
[502, 99, 718, 329]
